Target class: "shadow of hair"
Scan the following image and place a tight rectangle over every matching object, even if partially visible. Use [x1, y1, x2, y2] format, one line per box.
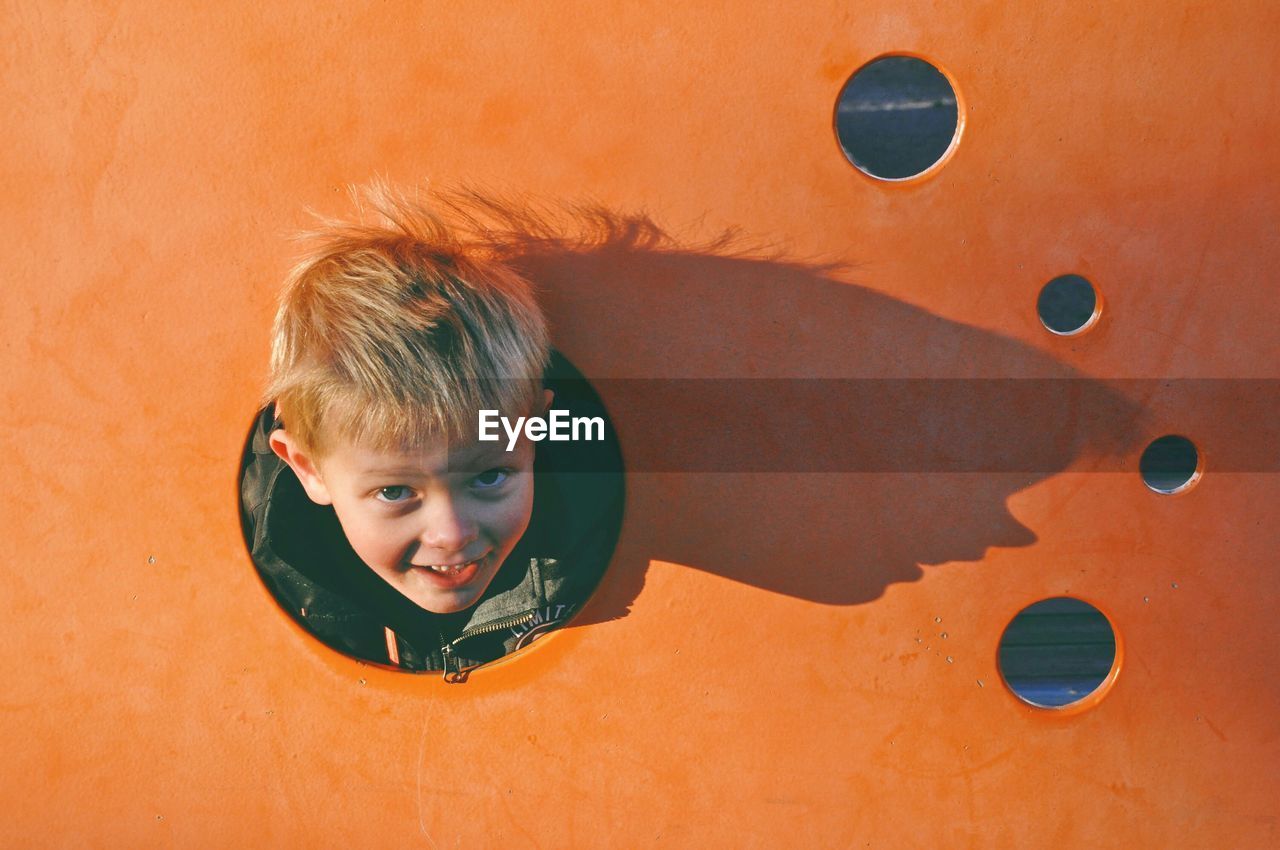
[427, 192, 1149, 621]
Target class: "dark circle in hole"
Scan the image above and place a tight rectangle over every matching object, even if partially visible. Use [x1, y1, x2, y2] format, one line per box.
[1139, 434, 1200, 494]
[1037, 274, 1099, 335]
[835, 55, 959, 180]
[236, 350, 624, 673]
[998, 597, 1117, 709]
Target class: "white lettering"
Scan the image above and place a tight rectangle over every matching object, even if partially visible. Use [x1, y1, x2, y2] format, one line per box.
[502, 416, 525, 451]
[549, 408, 570, 440]
[573, 415, 604, 441]
[483, 409, 605, 450]
[478, 410, 500, 441]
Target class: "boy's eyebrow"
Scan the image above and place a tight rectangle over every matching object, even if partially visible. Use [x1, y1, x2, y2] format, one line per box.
[357, 466, 430, 478]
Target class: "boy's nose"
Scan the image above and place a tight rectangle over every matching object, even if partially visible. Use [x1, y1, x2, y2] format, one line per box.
[417, 494, 479, 555]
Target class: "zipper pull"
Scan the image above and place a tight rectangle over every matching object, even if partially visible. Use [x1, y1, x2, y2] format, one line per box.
[440, 642, 472, 683]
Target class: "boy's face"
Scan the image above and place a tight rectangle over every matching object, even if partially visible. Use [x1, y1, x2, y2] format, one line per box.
[273, 427, 537, 615]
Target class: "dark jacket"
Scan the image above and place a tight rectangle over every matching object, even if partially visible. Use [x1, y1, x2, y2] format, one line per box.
[238, 354, 623, 678]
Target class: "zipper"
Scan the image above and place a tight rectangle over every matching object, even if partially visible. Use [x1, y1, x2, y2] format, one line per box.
[440, 610, 537, 681]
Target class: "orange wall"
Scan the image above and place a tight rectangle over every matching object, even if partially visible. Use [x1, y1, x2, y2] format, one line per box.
[2, 3, 1277, 847]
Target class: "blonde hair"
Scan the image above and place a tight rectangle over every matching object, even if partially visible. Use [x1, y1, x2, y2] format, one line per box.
[263, 184, 551, 457]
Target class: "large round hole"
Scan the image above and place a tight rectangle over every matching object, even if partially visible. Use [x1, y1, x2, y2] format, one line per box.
[1140, 434, 1201, 494]
[1037, 274, 1101, 335]
[238, 350, 624, 675]
[834, 55, 960, 180]
[997, 597, 1118, 709]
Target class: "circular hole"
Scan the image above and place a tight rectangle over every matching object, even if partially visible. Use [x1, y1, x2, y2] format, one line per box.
[835, 55, 961, 180]
[998, 597, 1118, 709]
[1140, 434, 1201, 494]
[238, 350, 624, 674]
[1037, 274, 1101, 335]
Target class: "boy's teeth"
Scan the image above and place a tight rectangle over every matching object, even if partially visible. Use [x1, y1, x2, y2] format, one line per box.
[429, 559, 476, 573]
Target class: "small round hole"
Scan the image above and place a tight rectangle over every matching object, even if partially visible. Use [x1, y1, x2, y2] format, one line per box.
[1140, 434, 1201, 494]
[238, 351, 624, 674]
[1037, 274, 1100, 335]
[835, 55, 960, 181]
[998, 597, 1118, 709]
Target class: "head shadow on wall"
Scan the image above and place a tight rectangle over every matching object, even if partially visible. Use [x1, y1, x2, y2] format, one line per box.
[443, 192, 1148, 623]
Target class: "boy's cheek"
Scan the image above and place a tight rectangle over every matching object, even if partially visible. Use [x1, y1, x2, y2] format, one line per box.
[332, 509, 402, 568]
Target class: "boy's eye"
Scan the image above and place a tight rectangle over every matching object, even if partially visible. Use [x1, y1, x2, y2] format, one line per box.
[472, 469, 510, 489]
[375, 486, 414, 503]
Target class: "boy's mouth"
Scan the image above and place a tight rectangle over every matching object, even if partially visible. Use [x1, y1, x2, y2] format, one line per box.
[408, 554, 488, 589]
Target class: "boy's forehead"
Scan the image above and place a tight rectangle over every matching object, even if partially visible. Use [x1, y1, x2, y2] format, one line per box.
[328, 434, 515, 475]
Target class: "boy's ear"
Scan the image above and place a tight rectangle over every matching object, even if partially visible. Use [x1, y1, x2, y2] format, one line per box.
[541, 388, 555, 416]
[268, 429, 333, 506]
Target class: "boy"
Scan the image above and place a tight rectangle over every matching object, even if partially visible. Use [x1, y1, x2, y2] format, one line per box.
[238, 187, 621, 678]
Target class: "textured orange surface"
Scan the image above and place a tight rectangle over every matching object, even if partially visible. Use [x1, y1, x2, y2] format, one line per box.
[3, 3, 1278, 847]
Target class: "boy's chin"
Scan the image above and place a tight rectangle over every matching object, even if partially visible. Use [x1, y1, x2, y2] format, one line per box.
[413, 592, 481, 614]
[402, 584, 486, 615]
